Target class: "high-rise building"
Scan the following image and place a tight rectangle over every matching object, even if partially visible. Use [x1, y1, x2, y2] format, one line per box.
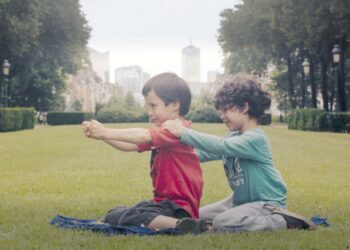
[114, 65, 150, 94]
[182, 44, 200, 82]
[89, 48, 110, 83]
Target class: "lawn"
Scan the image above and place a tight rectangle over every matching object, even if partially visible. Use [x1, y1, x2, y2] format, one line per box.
[0, 123, 350, 249]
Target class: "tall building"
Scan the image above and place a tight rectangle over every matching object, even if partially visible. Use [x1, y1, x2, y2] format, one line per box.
[182, 43, 200, 82]
[88, 48, 110, 83]
[114, 65, 150, 94]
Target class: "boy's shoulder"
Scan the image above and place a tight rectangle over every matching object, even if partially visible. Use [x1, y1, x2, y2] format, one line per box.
[226, 128, 267, 143]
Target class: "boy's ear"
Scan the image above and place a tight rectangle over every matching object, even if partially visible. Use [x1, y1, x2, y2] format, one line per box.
[242, 102, 250, 114]
[171, 101, 180, 112]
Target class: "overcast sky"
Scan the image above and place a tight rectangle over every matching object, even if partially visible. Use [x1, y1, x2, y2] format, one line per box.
[80, 0, 240, 81]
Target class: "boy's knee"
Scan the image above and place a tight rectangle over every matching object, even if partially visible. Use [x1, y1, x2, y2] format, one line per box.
[212, 214, 228, 230]
[104, 207, 128, 226]
[212, 213, 243, 232]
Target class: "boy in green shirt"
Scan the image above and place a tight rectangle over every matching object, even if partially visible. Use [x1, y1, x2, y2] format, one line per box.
[162, 74, 316, 232]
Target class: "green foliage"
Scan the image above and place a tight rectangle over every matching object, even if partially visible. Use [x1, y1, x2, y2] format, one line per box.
[47, 112, 94, 125]
[187, 106, 222, 123]
[0, 0, 90, 110]
[218, 0, 350, 111]
[96, 109, 148, 123]
[96, 93, 148, 123]
[0, 107, 34, 132]
[288, 109, 350, 133]
[1, 124, 350, 249]
[71, 100, 83, 112]
[186, 91, 222, 123]
[258, 113, 272, 125]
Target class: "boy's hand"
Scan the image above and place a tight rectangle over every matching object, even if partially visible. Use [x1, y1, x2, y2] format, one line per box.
[87, 119, 107, 140]
[82, 120, 106, 140]
[82, 121, 92, 137]
[161, 119, 184, 138]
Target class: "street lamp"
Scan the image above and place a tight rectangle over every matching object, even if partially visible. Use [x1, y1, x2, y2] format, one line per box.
[332, 44, 341, 64]
[332, 44, 344, 111]
[302, 59, 310, 77]
[2, 59, 11, 108]
[302, 59, 310, 108]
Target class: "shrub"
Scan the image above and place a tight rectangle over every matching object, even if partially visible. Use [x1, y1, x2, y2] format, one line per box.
[96, 109, 148, 123]
[187, 106, 222, 123]
[47, 112, 95, 125]
[288, 109, 350, 133]
[258, 113, 272, 125]
[0, 107, 35, 132]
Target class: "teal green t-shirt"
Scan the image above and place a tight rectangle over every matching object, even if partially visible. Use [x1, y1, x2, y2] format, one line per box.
[180, 127, 287, 207]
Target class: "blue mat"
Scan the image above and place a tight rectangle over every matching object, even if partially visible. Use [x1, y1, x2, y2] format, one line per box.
[50, 214, 179, 236]
[311, 216, 330, 227]
[50, 214, 330, 236]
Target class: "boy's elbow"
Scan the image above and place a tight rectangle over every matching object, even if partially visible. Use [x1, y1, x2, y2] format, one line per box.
[140, 130, 152, 143]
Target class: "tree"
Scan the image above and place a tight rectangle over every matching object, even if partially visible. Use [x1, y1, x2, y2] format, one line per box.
[0, 0, 90, 110]
[218, 0, 350, 112]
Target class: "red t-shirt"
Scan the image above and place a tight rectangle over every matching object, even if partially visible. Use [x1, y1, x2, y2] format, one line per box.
[137, 121, 203, 218]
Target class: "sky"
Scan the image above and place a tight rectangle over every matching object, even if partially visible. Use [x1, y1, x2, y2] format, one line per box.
[80, 0, 240, 82]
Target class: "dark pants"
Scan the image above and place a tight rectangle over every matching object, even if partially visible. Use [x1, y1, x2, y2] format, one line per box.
[104, 199, 190, 227]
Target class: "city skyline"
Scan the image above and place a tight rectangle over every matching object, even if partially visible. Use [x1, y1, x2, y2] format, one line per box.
[80, 0, 240, 82]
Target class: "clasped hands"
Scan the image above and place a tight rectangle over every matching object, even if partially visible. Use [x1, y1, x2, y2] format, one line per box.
[82, 119, 106, 140]
[82, 118, 185, 140]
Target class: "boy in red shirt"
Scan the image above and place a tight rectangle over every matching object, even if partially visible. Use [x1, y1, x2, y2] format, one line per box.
[82, 73, 206, 234]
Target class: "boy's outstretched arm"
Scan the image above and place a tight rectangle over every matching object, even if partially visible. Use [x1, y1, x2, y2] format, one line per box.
[103, 139, 139, 152]
[83, 120, 152, 144]
[82, 121, 140, 151]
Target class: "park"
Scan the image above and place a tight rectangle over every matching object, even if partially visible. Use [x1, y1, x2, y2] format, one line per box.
[1, 123, 349, 249]
[1, 0, 350, 249]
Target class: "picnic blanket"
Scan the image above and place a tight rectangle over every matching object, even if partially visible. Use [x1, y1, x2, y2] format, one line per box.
[50, 214, 330, 236]
[50, 214, 179, 236]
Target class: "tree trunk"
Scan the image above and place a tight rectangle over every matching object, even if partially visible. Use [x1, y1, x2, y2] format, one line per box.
[287, 57, 296, 109]
[338, 36, 348, 111]
[329, 67, 335, 112]
[320, 55, 329, 111]
[301, 70, 306, 108]
[310, 59, 317, 108]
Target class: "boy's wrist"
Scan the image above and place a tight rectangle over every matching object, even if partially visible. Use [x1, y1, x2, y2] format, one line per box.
[100, 127, 111, 140]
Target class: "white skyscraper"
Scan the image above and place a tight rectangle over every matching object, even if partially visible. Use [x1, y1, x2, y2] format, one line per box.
[182, 43, 200, 82]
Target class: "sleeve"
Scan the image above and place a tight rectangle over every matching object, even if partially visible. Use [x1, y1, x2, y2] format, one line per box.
[195, 148, 221, 162]
[148, 127, 182, 148]
[137, 143, 152, 152]
[180, 128, 265, 161]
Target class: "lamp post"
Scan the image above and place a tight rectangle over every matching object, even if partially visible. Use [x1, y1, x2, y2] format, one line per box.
[332, 44, 345, 111]
[2, 60, 11, 107]
[302, 59, 310, 108]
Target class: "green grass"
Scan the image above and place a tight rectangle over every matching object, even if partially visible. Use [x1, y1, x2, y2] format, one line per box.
[1, 123, 350, 249]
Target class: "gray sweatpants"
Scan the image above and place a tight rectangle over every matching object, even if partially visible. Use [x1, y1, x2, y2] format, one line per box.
[199, 195, 287, 232]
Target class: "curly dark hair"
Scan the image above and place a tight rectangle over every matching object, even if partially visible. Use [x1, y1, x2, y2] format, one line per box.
[214, 74, 271, 119]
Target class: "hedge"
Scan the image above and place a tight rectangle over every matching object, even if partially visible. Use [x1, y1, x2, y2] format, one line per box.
[95, 106, 272, 125]
[0, 107, 35, 132]
[258, 113, 272, 125]
[187, 106, 222, 123]
[96, 109, 149, 123]
[47, 112, 95, 125]
[288, 109, 350, 133]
